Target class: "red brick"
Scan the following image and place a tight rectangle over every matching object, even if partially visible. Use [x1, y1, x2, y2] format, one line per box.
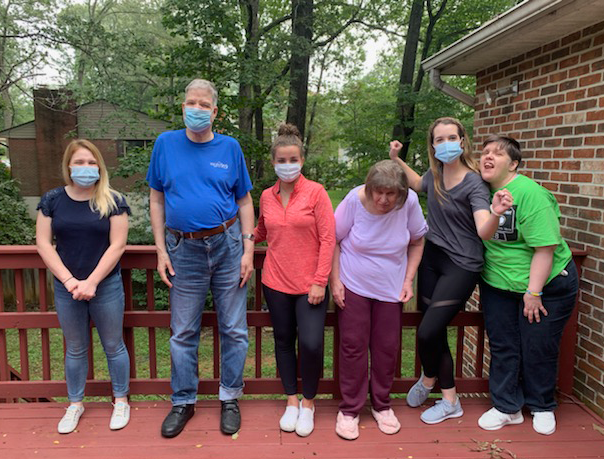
[549, 70, 568, 83]
[567, 218, 589, 230]
[551, 172, 569, 181]
[527, 46, 542, 58]
[585, 136, 604, 145]
[553, 150, 572, 158]
[560, 56, 580, 69]
[543, 139, 560, 147]
[577, 99, 598, 110]
[589, 85, 604, 97]
[515, 102, 529, 111]
[589, 222, 604, 236]
[571, 39, 593, 53]
[538, 107, 556, 116]
[543, 182, 559, 191]
[540, 63, 558, 75]
[519, 60, 533, 71]
[563, 161, 582, 170]
[580, 209, 603, 220]
[572, 173, 595, 182]
[593, 59, 604, 71]
[521, 130, 536, 139]
[570, 65, 591, 77]
[575, 124, 597, 134]
[587, 110, 604, 121]
[546, 116, 564, 126]
[579, 232, 602, 246]
[567, 89, 587, 101]
[556, 103, 575, 113]
[559, 80, 578, 91]
[521, 110, 537, 120]
[562, 31, 582, 46]
[555, 126, 573, 136]
[532, 76, 548, 88]
[525, 69, 540, 80]
[594, 32, 604, 46]
[585, 22, 604, 37]
[580, 74, 602, 86]
[581, 48, 603, 63]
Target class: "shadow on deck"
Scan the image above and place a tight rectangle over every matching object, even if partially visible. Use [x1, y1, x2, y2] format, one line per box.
[1, 397, 603, 459]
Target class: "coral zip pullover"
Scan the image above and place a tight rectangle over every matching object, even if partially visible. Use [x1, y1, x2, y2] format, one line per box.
[254, 175, 336, 295]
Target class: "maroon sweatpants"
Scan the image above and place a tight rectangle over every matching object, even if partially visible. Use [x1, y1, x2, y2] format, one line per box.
[338, 287, 402, 417]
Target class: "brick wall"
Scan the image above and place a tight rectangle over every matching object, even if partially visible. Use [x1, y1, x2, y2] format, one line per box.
[466, 21, 604, 417]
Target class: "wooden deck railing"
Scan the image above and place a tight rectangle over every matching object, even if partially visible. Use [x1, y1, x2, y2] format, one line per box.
[0, 245, 586, 401]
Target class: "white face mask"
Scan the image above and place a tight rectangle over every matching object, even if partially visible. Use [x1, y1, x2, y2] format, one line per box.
[274, 163, 302, 182]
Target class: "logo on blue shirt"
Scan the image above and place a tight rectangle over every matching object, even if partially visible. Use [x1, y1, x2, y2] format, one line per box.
[210, 161, 229, 169]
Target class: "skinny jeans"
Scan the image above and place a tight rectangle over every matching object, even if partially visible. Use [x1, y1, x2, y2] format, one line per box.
[417, 240, 479, 389]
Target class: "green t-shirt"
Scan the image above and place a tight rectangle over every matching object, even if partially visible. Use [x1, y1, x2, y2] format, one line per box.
[482, 174, 572, 293]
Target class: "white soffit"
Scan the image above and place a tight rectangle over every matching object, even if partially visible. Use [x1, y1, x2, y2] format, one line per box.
[422, 0, 604, 75]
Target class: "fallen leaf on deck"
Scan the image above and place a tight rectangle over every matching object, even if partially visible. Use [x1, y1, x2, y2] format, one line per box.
[594, 423, 604, 436]
[195, 444, 203, 448]
[232, 432, 239, 440]
[53, 441, 59, 444]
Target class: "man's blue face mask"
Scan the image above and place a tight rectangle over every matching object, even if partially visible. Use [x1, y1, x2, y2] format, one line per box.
[184, 107, 212, 132]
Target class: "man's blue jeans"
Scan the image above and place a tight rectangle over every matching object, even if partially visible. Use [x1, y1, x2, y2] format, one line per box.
[54, 271, 130, 402]
[480, 260, 579, 413]
[166, 219, 248, 405]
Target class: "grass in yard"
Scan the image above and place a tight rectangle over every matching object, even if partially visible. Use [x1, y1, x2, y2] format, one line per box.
[6, 324, 459, 402]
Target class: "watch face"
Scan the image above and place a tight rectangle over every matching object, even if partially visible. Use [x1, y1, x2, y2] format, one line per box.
[243, 234, 255, 241]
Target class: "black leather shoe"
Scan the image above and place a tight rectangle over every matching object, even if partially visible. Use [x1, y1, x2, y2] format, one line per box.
[161, 404, 195, 438]
[220, 400, 241, 434]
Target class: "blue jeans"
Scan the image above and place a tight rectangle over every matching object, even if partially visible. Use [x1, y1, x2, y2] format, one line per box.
[54, 271, 130, 402]
[166, 219, 248, 405]
[480, 260, 579, 413]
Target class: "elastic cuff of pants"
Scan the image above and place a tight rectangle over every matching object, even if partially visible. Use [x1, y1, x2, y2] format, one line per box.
[219, 384, 244, 401]
[113, 392, 129, 399]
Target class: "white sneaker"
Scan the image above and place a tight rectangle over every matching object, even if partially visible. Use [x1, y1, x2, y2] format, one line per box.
[58, 405, 85, 434]
[109, 401, 131, 430]
[295, 401, 315, 437]
[532, 411, 556, 435]
[279, 405, 299, 432]
[478, 407, 524, 430]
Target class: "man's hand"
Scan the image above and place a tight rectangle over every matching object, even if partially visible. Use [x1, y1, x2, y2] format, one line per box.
[239, 252, 253, 287]
[157, 250, 175, 288]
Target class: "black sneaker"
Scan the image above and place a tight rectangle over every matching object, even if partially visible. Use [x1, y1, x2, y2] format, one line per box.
[161, 404, 195, 438]
[220, 400, 241, 434]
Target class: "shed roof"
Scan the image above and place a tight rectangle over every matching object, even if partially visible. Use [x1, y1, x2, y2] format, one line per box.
[422, 0, 604, 75]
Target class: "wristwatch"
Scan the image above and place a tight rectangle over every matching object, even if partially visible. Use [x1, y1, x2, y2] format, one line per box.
[242, 233, 255, 241]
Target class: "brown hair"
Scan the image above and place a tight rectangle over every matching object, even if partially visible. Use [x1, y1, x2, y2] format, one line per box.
[365, 160, 409, 210]
[62, 139, 122, 217]
[270, 123, 304, 159]
[427, 117, 478, 203]
[483, 134, 522, 171]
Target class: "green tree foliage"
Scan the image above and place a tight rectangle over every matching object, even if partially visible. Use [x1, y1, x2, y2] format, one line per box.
[0, 163, 35, 244]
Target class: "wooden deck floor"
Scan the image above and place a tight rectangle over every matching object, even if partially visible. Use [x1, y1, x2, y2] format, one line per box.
[1, 397, 603, 459]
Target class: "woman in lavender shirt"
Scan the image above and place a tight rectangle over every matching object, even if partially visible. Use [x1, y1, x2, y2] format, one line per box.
[330, 160, 427, 440]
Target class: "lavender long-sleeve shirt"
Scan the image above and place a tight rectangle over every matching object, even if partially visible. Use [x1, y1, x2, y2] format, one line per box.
[335, 186, 428, 303]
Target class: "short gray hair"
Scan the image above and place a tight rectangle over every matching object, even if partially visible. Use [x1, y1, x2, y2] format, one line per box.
[185, 79, 218, 106]
[365, 160, 409, 210]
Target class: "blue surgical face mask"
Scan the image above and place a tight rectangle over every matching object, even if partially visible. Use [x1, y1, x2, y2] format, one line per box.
[184, 107, 212, 132]
[434, 141, 463, 164]
[70, 166, 100, 187]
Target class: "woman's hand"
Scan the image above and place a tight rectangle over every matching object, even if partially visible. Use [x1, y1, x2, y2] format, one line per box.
[308, 284, 326, 305]
[399, 279, 414, 303]
[330, 277, 346, 309]
[71, 279, 98, 301]
[492, 189, 513, 216]
[390, 140, 403, 161]
[523, 293, 548, 324]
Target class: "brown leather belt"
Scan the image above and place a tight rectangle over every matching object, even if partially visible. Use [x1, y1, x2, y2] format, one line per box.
[167, 216, 237, 239]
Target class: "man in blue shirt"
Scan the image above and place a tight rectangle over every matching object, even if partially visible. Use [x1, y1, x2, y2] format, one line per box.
[147, 79, 255, 438]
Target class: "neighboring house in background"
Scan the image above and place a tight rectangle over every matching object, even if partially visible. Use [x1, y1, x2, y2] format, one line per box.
[422, 0, 604, 417]
[0, 88, 170, 216]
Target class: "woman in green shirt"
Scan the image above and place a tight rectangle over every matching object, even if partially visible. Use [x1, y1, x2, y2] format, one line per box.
[477, 135, 579, 436]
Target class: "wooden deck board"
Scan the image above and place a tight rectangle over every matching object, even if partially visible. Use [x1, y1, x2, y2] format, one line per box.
[1, 398, 603, 459]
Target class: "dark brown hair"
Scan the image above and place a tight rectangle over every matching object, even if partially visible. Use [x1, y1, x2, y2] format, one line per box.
[270, 123, 304, 159]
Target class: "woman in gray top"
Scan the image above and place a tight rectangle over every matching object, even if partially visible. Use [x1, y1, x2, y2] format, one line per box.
[390, 117, 511, 424]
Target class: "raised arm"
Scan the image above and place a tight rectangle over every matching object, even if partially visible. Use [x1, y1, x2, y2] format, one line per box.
[474, 189, 514, 240]
[389, 140, 423, 192]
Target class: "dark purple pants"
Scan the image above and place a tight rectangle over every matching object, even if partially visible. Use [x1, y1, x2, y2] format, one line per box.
[338, 287, 402, 417]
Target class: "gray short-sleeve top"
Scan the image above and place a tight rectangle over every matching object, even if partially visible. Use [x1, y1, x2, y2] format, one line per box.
[421, 169, 490, 272]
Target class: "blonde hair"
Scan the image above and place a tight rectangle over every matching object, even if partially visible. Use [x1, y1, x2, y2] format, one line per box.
[365, 160, 409, 210]
[62, 139, 122, 218]
[427, 117, 478, 203]
[270, 123, 304, 159]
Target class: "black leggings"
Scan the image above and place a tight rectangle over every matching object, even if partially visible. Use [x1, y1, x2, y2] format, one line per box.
[417, 240, 480, 389]
[263, 285, 328, 399]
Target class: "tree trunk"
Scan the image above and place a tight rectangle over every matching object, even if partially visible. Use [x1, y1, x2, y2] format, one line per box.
[392, 0, 424, 161]
[238, 0, 260, 135]
[286, 0, 313, 138]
